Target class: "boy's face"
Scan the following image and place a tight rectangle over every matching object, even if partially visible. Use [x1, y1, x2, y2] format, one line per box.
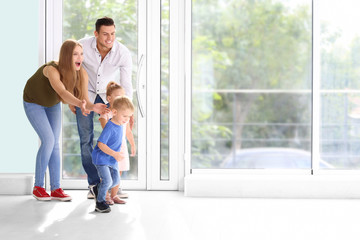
[113, 108, 134, 125]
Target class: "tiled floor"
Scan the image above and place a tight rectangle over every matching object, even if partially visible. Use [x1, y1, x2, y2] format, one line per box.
[1, 190, 360, 240]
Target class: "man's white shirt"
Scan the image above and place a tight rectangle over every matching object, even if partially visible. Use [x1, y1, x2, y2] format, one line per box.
[79, 36, 133, 104]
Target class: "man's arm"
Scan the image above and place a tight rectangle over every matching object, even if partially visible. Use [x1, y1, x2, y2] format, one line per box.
[119, 48, 133, 99]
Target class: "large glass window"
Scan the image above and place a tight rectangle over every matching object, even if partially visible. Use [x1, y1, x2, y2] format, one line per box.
[319, 0, 360, 169]
[191, 0, 312, 169]
[62, 0, 139, 179]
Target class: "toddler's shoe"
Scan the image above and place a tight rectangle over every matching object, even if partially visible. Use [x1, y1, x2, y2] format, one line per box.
[117, 188, 129, 198]
[33, 186, 51, 201]
[112, 195, 126, 204]
[95, 201, 111, 213]
[106, 195, 114, 205]
[51, 188, 72, 201]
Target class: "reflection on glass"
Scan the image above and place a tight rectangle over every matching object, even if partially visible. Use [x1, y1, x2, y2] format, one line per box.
[161, 0, 170, 180]
[62, 0, 138, 179]
[319, 0, 360, 169]
[191, 0, 312, 169]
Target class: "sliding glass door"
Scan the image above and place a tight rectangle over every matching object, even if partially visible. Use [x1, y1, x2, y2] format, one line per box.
[58, 0, 147, 189]
[43, 0, 181, 190]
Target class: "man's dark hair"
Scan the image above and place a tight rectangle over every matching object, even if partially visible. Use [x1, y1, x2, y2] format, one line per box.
[95, 17, 115, 32]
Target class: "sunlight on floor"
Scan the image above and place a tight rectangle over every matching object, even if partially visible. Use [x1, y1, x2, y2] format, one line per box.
[38, 199, 80, 232]
[2, 190, 360, 240]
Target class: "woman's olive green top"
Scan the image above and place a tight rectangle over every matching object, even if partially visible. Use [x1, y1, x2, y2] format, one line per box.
[23, 61, 60, 107]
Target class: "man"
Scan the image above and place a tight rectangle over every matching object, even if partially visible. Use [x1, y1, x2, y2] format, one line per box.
[73, 17, 133, 198]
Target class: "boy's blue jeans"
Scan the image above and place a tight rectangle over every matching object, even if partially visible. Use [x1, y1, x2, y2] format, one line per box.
[23, 101, 61, 190]
[95, 165, 120, 202]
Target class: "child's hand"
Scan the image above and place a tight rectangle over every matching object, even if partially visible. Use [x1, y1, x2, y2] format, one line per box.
[114, 152, 126, 162]
[113, 152, 122, 162]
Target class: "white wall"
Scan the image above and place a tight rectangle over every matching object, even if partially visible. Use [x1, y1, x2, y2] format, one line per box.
[0, 0, 40, 173]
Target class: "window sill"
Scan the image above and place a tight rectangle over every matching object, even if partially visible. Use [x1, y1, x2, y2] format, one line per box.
[184, 173, 360, 198]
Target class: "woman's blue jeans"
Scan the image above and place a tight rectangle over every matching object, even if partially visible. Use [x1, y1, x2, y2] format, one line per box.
[23, 101, 61, 190]
[95, 165, 120, 202]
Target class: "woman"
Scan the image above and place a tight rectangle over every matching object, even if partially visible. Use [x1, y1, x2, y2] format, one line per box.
[23, 39, 108, 201]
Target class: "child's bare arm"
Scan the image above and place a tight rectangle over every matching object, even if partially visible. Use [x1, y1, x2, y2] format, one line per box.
[99, 117, 107, 129]
[98, 142, 123, 162]
[126, 124, 136, 156]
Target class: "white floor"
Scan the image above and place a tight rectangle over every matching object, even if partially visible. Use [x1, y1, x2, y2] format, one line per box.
[1, 190, 360, 240]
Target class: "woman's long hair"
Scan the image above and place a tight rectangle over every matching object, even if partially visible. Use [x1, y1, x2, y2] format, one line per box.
[57, 39, 85, 102]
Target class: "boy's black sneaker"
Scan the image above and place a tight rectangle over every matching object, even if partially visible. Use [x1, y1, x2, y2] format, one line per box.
[95, 201, 111, 213]
[90, 184, 98, 202]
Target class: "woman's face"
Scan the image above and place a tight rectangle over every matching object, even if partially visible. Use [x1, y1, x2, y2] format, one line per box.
[73, 45, 84, 71]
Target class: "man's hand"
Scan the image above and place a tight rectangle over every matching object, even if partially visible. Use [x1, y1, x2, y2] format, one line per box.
[68, 104, 76, 114]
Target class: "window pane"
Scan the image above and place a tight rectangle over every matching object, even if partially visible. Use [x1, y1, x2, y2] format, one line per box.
[191, 0, 312, 169]
[161, 0, 170, 180]
[62, 0, 138, 179]
[319, 0, 360, 169]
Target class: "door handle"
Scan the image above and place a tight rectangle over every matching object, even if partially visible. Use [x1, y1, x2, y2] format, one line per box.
[136, 54, 145, 118]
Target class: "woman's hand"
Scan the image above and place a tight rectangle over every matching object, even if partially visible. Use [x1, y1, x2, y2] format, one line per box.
[93, 103, 110, 115]
[80, 100, 90, 116]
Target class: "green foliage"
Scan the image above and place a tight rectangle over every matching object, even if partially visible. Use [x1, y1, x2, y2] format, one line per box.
[191, 0, 312, 168]
[63, 0, 136, 51]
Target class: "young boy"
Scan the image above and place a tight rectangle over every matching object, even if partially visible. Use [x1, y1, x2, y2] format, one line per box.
[90, 96, 135, 213]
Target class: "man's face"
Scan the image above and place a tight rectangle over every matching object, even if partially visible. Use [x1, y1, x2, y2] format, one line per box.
[94, 25, 116, 50]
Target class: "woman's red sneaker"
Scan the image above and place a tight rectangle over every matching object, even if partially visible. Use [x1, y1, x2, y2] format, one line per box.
[32, 186, 51, 201]
[51, 188, 72, 201]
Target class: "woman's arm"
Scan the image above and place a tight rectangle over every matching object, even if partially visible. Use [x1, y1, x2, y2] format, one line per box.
[80, 69, 109, 115]
[44, 65, 90, 115]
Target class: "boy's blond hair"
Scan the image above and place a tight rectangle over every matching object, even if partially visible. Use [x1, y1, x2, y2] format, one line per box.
[112, 96, 135, 112]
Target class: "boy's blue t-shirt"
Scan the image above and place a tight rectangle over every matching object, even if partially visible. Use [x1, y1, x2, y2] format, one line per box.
[92, 120, 123, 168]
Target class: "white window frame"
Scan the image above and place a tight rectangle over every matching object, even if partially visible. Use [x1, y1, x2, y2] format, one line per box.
[147, 0, 185, 190]
[184, 0, 360, 198]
